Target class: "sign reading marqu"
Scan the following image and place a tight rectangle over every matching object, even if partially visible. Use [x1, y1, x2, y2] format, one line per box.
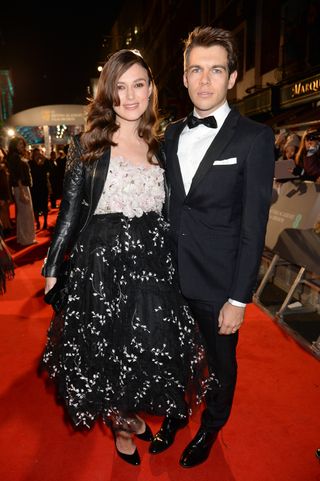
[291, 78, 320, 97]
[280, 73, 320, 108]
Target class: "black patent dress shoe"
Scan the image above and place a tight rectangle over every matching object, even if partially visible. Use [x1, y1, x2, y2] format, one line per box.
[149, 417, 188, 454]
[113, 430, 141, 466]
[136, 422, 153, 441]
[116, 446, 141, 466]
[179, 427, 218, 468]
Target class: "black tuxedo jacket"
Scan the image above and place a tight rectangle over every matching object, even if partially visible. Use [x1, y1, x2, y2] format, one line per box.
[165, 108, 275, 304]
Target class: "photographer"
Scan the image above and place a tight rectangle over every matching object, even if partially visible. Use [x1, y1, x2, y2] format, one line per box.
[293, 128, 320, 183]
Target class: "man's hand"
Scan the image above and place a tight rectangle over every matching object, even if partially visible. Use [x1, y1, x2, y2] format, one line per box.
[45, 277, 57, 294]
[218, 301, 246, 335]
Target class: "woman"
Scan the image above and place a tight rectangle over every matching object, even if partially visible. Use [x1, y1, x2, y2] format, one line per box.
[0, 147, 13, 233]
[282, 134, 300, 161]
[41, 49, 214, 466]
[7, 137, 36, 246]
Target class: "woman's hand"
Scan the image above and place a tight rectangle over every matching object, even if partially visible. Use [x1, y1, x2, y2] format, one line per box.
[45, 277, 57, 294]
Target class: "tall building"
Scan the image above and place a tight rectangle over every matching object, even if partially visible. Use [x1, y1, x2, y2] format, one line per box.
[107, 0, 203, 120]
[205, 0, 320, 132]
[101, 0, 320, 131]
[0, 69, 14, 146]
[0, 69, 14, 124]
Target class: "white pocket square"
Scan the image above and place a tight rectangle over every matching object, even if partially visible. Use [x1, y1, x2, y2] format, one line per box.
[213, 157, 237, 165]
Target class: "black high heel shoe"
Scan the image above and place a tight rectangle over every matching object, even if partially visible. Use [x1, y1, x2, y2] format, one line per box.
[113, 430, 141, 466]
[136, 422, 153, 442]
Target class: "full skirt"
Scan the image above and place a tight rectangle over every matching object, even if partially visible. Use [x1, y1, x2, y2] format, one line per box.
[41, 212, 215, 428]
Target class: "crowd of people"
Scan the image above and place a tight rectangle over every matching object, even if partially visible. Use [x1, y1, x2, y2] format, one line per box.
[0, 140, 67, 242]
[0, 138, 67, 293]
[274, 127, 320, 182]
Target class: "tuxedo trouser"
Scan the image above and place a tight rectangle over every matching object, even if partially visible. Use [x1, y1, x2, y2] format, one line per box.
[188, 299, 239, 432]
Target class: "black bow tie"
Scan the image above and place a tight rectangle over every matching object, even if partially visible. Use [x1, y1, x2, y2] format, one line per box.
[187, 113, 217, 129]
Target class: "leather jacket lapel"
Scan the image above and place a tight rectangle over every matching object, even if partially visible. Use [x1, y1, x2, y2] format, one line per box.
[91, 147, 111, 211]
[79, 147, 111, 233]
[187, 109, 240, 197]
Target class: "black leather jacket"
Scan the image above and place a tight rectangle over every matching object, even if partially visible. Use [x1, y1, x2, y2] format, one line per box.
[43, 135, 168, 277]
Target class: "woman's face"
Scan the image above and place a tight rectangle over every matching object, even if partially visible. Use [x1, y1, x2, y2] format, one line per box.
[285, 145, 296, 159]
[113, 63, 152, 123]
[16, 140, 26, 154]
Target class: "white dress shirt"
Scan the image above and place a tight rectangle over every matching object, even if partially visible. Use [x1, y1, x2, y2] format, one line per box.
[178, 101, 231, 194]
[177, 101, 246, 308]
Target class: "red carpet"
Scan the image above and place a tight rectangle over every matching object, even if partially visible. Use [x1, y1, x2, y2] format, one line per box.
[1, 240, 320, 480]
[5, 206, 60, 267]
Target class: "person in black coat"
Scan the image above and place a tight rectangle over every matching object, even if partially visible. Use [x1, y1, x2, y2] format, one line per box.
[149, 26, 275, 467]
[29, 148, 51, 230]
[55, 149, 67, 200]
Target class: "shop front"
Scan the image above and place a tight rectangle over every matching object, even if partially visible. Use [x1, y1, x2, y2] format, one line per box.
[268, 70, 320, 134]
[233, 70, 320, 135]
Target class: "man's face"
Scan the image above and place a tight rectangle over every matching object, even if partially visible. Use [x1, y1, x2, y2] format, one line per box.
[305, 137, 319, 151]
[183, 45, 237, 117]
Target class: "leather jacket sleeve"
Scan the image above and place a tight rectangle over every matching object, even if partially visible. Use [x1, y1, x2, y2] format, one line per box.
[42, 137, 85, 277]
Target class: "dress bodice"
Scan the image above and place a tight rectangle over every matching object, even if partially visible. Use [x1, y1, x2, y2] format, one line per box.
[94, 156, 165, 218]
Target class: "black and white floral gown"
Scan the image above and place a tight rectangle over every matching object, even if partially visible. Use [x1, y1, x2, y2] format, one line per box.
[42, 157, 215, 428]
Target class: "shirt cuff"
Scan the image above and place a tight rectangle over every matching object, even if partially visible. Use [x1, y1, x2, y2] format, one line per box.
[228, 298, 246, 308]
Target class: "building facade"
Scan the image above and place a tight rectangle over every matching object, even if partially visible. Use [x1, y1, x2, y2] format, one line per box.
[104, 0, 320, 132]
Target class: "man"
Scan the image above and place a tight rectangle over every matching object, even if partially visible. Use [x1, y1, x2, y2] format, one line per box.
[149, 26, 275, 467]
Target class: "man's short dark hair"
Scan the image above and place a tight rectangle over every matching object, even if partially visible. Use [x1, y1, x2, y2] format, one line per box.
[183, 26, 238, 75]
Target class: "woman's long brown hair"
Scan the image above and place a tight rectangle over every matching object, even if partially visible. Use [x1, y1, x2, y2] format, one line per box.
[81, 49, 159, 164]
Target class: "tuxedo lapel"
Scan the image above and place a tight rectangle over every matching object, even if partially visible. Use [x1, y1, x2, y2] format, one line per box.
[167, 119, 188, 199]
[187, 109, 240, 197]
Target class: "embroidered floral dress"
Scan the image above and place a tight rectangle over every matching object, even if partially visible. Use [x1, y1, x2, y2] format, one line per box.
[42, 156, 215, 428]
